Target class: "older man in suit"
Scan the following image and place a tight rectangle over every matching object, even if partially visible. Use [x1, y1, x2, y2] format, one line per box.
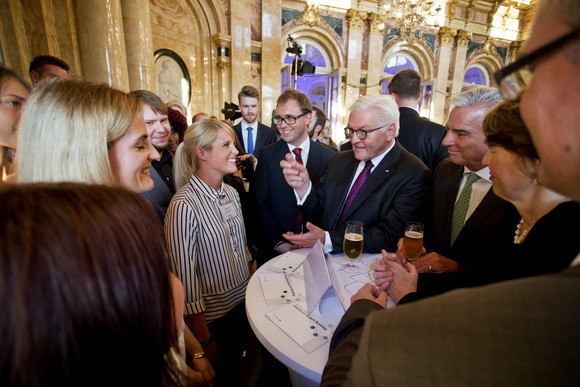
[322, 1, 580, 384]
[281, 95, 431, 253]
[254, 89, 335, 263]
[388, 69, 448, 170]
[408, 87, 519, 278]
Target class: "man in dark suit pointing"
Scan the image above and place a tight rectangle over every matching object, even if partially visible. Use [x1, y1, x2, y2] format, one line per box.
[254, 89, 335, 263]
[388, 69, 448, 170]
[281, 95, 431, 253]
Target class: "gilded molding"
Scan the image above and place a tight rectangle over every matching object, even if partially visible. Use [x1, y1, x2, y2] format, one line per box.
[482, 36, 497, 55]
[346, 9, 367, 31]
[509, 40, 522, 58]
[368, 12, 387, 34]
[298, 4, 325, 28]
[456, 30, 472, 48]
[438, 26, 457, 46]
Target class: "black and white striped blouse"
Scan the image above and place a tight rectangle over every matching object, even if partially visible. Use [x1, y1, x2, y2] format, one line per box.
[165, 173, 250, 323]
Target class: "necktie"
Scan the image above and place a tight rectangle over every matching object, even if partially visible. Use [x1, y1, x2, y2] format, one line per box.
[292, 148, 304, 233]
[450, 172, 480, 245]
[337, 160, 373, 226]
[247, 127, 254, 155]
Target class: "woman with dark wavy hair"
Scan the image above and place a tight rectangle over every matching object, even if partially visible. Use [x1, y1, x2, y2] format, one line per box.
[0, 183, 183, 386]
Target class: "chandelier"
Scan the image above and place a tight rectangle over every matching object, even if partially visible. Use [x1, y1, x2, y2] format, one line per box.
[380, 0, 442, 43]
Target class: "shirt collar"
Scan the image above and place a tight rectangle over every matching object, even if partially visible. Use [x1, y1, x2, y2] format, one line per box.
[286, 136, 311, 154]
[241, 120, 258, 130]
[463, 166, 491, 183]
[190, 173, 225, 200]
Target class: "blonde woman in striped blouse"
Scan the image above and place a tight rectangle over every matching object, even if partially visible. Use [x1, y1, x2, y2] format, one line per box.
[165, 119, 251, 387]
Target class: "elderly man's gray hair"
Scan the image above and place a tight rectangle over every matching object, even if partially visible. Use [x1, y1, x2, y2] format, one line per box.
[350, 95, 400, 137]
[451, 87, 502, 112]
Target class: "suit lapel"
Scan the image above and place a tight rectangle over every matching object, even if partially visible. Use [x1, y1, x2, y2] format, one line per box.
[338, 143, 402, 224]
[254, 123, 264, 152]
[234, 124, 246, 152]
[457, 187, 503, 240]
[329, 154, 359, 229]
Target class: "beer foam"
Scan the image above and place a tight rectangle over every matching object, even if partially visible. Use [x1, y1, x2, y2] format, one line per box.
[404, 231, 423, 239]
[344, 233, 363, 241]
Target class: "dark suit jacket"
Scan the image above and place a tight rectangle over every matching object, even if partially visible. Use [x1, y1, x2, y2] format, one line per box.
[233, 121, 277, 156]
[426, 158, 519, 271]
[234, 122, 277, 185]
[321, 263, 580, 386]
[396, 107, 448, 170]
[254, 139, 336, 260]
[301, 142, 431, 253]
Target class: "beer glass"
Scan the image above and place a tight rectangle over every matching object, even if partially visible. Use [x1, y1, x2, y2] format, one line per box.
[343, 220, 363, 271]
[402, 222, 424, 261]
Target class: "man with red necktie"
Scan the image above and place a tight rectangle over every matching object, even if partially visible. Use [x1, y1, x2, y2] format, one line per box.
[253, 89, 335, 264]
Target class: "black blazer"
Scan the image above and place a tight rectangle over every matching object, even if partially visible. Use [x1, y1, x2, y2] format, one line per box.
[301, 142, 432, 253]
[233, 121, 277, 156]
[254, 139, 336, 259]
[396, 107, 448, 170]
[427, 158, 519, 269]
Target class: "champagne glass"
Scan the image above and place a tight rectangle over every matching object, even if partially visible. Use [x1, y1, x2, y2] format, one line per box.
[343, 220, 363, 273]
[402, 222, 424, 262]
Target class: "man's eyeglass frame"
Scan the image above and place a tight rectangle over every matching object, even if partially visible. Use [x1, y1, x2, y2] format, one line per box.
[273, 112, 308, 125]
[344, 124, 388, 140]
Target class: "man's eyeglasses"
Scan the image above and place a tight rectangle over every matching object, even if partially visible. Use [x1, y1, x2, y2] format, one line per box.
[494, 27, 580, 101]
[344, 124, 387, 140]
[273, 112, 308, 125]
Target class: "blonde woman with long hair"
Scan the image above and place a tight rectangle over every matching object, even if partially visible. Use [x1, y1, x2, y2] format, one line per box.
[166, 119, 251, 387]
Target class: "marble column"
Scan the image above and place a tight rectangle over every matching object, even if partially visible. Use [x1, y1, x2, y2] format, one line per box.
[450, 30, 472, 98]
[230, 0, 252, 100]
[74, 0, 130, 91]
[345, 9, 367, 112]
[261, 0, 281, 123]
[121, 0, 155, 92]
[433, 26, 456, 125]
[366, 13, 386, 96]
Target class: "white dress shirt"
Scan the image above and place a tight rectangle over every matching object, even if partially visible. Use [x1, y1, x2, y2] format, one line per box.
[241, 120, 258, 153]
[455, 166, 492, 225]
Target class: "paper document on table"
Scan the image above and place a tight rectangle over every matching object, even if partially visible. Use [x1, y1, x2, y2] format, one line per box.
[268, 251, 306, 275]
[258, 273, 306, 305]
[303, 240, 332, 315]
[266, 302, 336, 353]
[327, 254, 381, 310]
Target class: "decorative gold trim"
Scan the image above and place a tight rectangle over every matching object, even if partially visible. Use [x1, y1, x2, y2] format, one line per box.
[299, 4, 325, 28]
[368, 12, 387, 34]
[456, 30, 472, 48]
[346, 9, 367, 31]
[482, 36, 497, 55]
[438, 26, 457, 46]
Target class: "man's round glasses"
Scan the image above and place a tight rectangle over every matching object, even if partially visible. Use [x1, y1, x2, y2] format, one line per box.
[273, 112, 308, 125]
[344, 124, 387, 140]
[494, 28, 580, 101]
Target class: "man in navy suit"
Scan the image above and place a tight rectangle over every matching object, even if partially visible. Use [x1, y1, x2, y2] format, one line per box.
[254, 89, 335, 263]
[388, 69, 448, 170]
[281, 95, 431, 253]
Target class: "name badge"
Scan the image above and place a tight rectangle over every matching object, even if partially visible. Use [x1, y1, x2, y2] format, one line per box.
[219, 202, 237, 221]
